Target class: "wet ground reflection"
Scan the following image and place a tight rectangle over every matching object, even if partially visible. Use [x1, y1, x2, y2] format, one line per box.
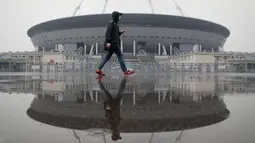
[0, 74, 255, 143]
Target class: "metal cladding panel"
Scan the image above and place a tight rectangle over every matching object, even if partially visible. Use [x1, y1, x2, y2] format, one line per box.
[179, 44, 194, 52]
[27, 14, 230, 38]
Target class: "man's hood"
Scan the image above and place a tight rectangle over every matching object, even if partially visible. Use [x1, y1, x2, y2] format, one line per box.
[112, 11, 122, 22]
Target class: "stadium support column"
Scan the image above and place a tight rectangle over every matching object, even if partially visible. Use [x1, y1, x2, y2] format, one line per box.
[89, 45, 94, 55]
[158, 91, 161, 103]
[121, 41, 123, 53]
[158, 43, 161, 55]
[95, 91, 98, 103]
[133, 88, 136, 106]
[199, 45, 202, 52]
[43, 47, 45, 53]
[95, 43, 98, 55]
[162, 45, 167, 55]
[133, 41, 136, 56]
[84, 91, 87, 101]
[33, 54, 35, 72]
[84, 45, 87, 55]
[170, 45, 172, 55]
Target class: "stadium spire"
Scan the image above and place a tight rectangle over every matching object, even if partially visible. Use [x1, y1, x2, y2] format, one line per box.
[102, 0, 155, 13]
[171, 0, 189, 17]
[102, 0, 110, 13]
[69, 0, 85, 16]
[148, 0, 155, 13]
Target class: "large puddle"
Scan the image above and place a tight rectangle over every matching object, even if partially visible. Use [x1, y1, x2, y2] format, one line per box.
[0, 73, 254, 143]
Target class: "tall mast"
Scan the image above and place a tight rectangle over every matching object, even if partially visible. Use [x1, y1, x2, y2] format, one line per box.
[171, 0, 189, 17]
[148, 0, 155, 13]
[68, 0, 85, 16]
[102, 0, 110, 13]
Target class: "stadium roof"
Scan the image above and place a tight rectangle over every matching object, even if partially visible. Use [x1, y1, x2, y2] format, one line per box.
[27, 108, 230, 133]
[27, 13, 230, 38]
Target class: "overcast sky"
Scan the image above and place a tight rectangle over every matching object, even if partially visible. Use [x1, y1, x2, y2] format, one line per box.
[0, 0, 254, 52]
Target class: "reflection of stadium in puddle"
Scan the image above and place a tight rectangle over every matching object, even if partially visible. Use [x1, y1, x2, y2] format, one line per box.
[3, 74, 255, 142]
[27, 96, 229, 132]
[26, 77, 230, 133]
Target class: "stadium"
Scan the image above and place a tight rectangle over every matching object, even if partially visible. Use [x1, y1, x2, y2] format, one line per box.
[27, 0, 230, 55]
[21, 0, 234, 73]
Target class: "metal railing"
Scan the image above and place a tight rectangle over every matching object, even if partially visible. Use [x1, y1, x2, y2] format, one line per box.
[1, 54, 253, 73]
[7, 62, 234, 73]
[0, 60, 247, 73]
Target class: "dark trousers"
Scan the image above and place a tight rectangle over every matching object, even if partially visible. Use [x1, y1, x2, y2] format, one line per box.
[98, 78, 127, 101]
[98, 45, 127, 72]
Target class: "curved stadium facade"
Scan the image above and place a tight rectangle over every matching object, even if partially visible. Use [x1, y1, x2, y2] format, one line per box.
[27, 13, 230, 55]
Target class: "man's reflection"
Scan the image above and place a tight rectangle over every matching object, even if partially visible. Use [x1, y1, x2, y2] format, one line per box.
[172, 95, 180, 104]
[98, 77, 127, 141]
[172, 91, 180, 104]
[76, 91, 84, 103]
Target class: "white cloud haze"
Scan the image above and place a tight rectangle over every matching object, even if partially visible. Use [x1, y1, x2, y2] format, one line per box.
[0, 0, 254, 52]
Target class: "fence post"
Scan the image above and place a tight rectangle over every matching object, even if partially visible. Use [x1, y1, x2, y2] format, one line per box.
[174, 63, 176, 72]
[190, 63, 193, 72]
[206, 63, 211, 73]
[199, 63, 202, 72]
[81, 62, 83, 72]
[214, 63, 218, 73]
[63, 63, 66, 72]
[55, 63, 58, 73]
[72, 62, 75, 72]
[47, 63, 50, 73]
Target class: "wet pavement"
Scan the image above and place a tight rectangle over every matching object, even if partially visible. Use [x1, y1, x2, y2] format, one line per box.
[0, 73, 255, 143]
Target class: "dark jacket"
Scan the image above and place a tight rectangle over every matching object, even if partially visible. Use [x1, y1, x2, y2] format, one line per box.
[104, 11, 123, 50]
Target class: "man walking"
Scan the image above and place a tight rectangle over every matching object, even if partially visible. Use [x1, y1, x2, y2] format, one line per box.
[96, 11, 135, 76]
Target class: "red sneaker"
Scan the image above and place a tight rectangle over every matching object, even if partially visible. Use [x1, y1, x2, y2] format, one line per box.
[96, 75, 104, 80]
[96, 69, 105, 76]
[124, 70, 135, 75]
